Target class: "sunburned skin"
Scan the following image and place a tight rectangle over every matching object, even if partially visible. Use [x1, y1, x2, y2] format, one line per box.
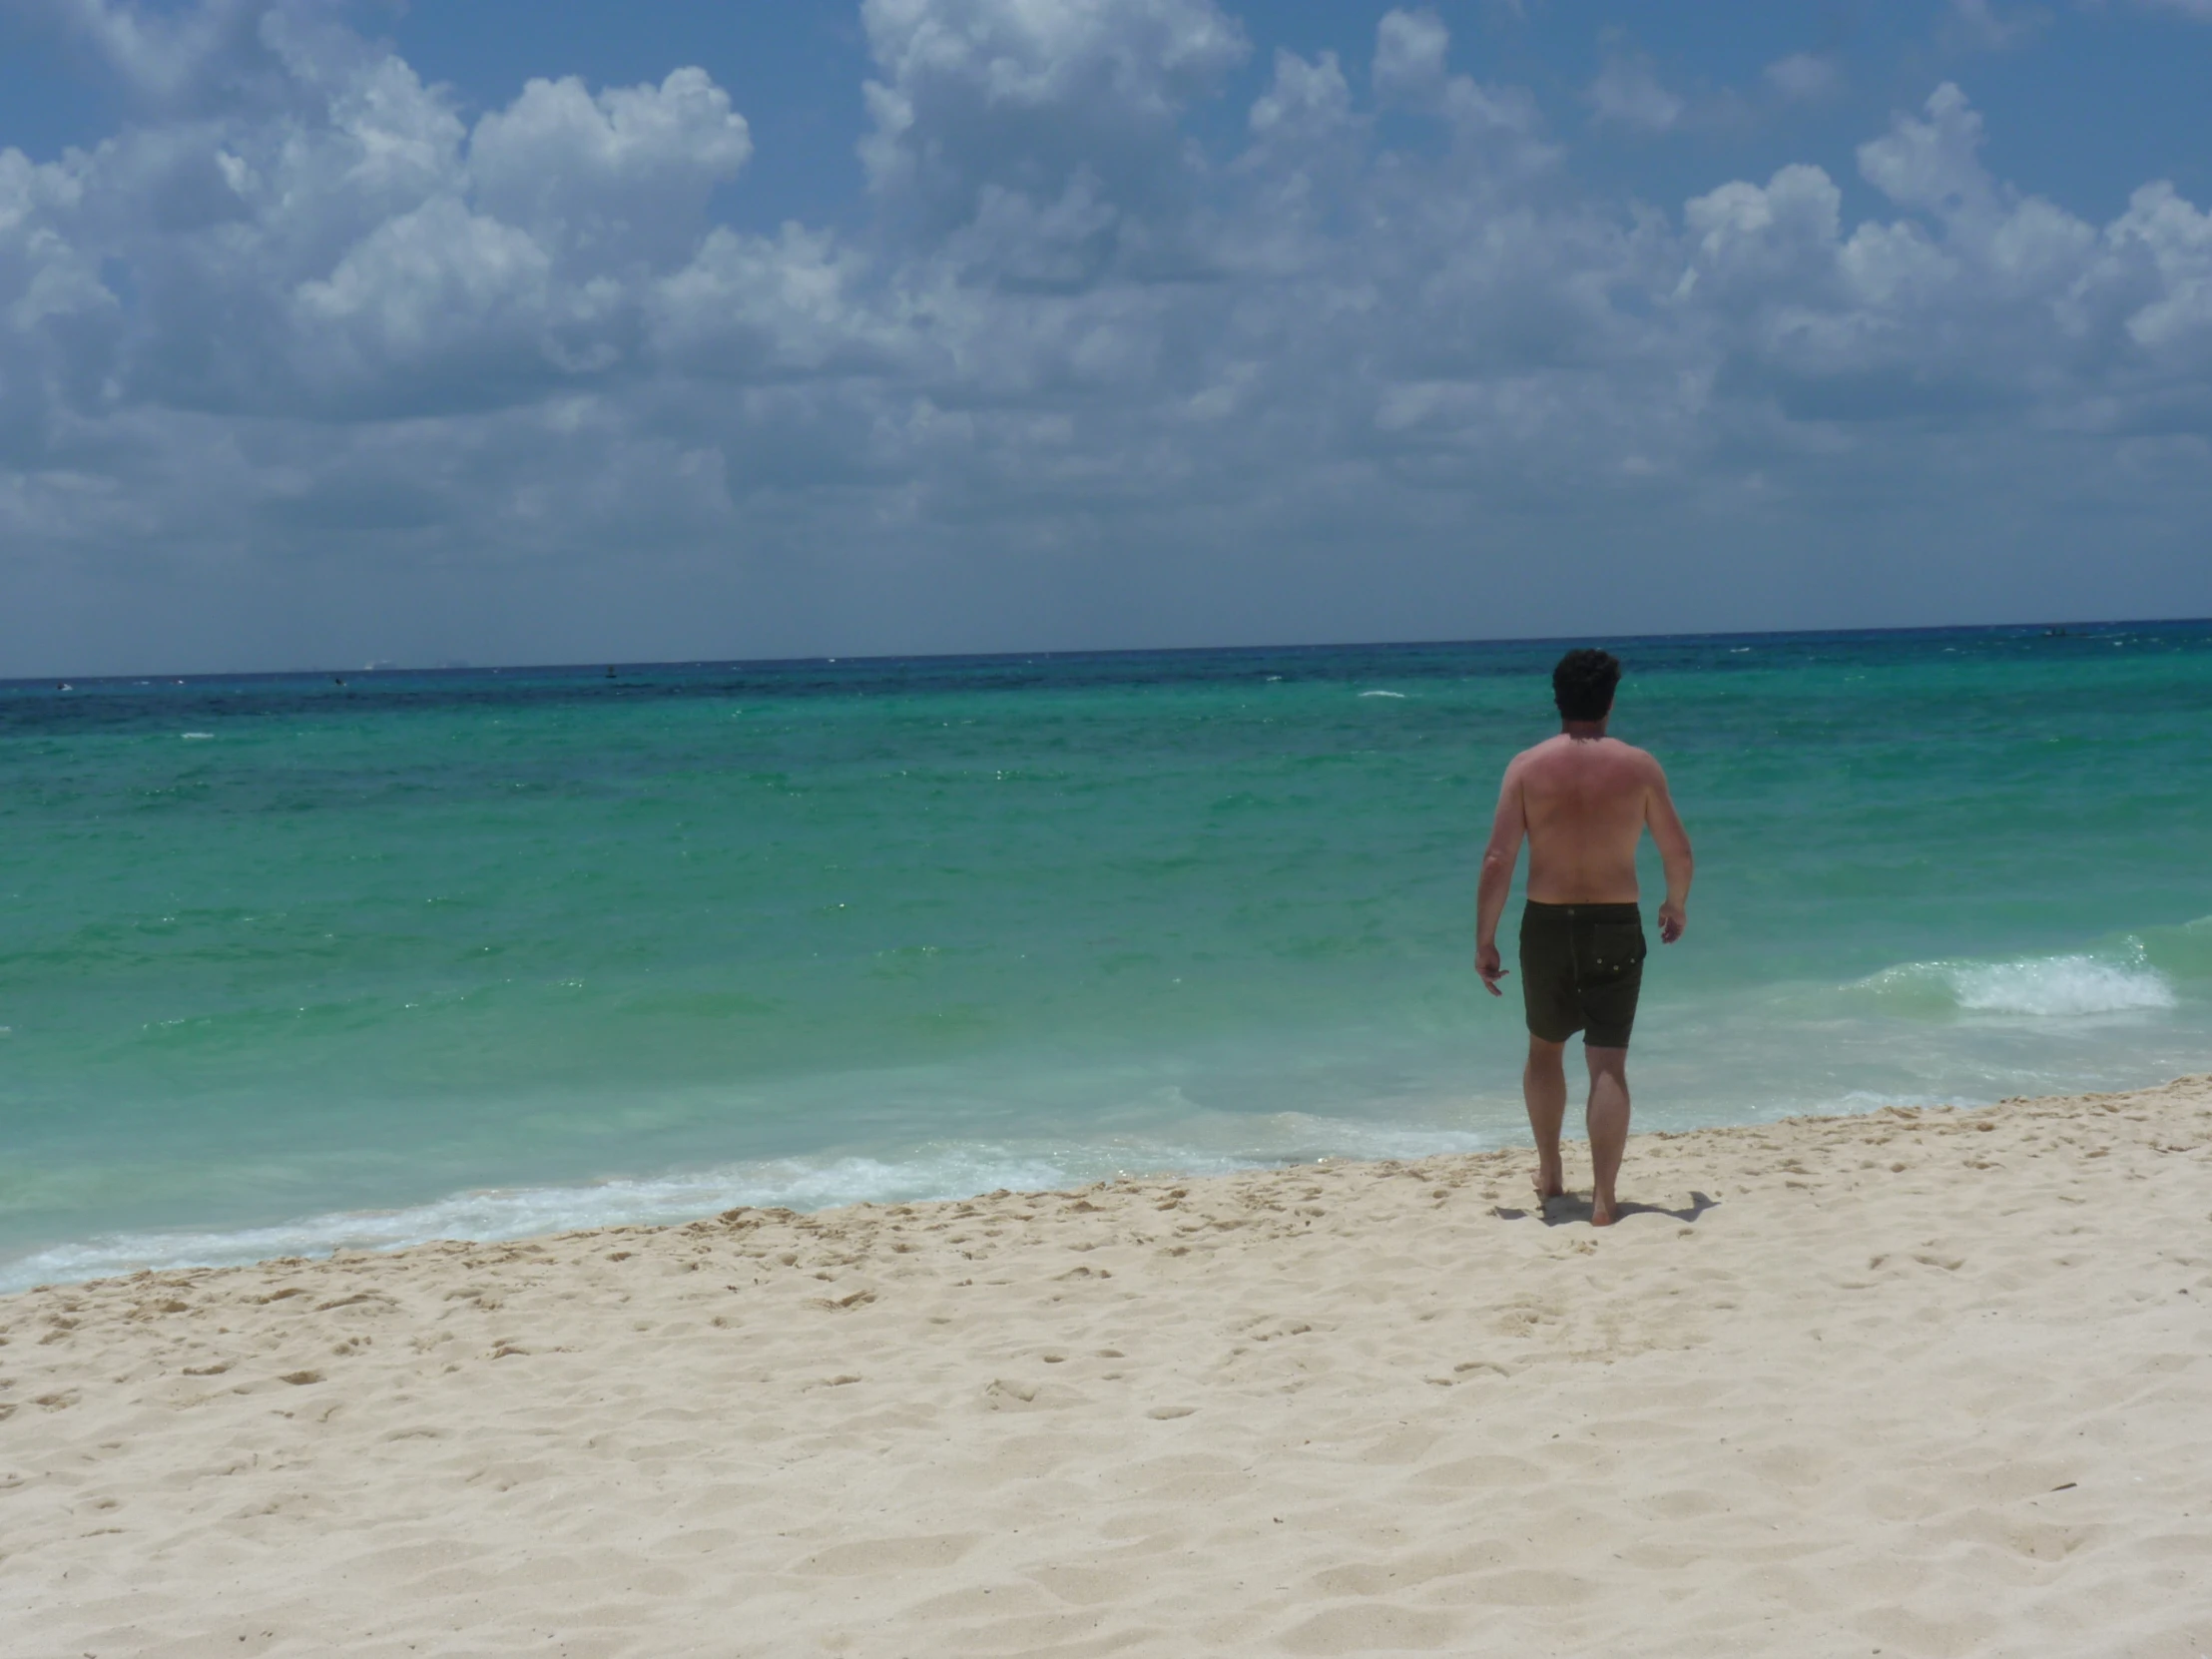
[1474, 704, 1693, 1226]
[1513, 734, 1685, 907]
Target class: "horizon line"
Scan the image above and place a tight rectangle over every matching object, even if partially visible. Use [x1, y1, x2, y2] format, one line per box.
[7, 613, 2209, 690]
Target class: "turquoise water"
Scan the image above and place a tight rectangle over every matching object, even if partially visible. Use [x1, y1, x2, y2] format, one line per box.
[5, 625, 2212, 1288]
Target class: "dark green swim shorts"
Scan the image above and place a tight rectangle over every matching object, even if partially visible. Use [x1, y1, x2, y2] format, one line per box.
[1518, 900, 1647, 1048]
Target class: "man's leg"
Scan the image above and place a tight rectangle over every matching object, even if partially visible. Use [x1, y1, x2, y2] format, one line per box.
[1584, 1044, 1631, 1226]
[1523, 1035, 1569, 1203]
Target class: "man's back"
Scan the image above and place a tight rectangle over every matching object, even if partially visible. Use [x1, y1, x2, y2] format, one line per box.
[1509, 734, 1668, 905]
[1473, 649, 1693, 1226]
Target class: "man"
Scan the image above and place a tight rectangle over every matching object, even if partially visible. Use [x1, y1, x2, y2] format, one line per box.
[1474, 649, 1693, 1226]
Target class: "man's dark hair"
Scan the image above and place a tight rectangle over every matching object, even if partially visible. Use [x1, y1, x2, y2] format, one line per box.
[1552, 648, 1621, 722]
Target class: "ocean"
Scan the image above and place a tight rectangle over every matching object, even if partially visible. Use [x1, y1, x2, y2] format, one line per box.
[5, 624, 2210, 1289]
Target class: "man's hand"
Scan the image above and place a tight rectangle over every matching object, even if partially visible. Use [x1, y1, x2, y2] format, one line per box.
[1657, 900, 1687, 944]
[1474, 940, 1507, 995]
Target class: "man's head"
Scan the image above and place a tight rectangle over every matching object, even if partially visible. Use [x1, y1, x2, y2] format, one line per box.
[1552, 648, 1621, 724]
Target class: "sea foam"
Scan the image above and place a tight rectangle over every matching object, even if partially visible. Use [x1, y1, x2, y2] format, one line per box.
[0, 1152, 1074, 1292]
[0, 1113, 1506, 1293]
[1856, 947, 2176, 1018]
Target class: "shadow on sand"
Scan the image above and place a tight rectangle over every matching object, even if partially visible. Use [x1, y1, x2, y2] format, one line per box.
[1491, 1191, 1719, 1228]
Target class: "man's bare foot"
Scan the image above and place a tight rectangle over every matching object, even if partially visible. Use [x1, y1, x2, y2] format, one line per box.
[1590, 1195, 1617, 1227]
[1532, 1168, 1565, 1204]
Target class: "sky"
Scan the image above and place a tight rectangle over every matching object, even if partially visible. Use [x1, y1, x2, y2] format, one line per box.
[1, 0, 2209, 676]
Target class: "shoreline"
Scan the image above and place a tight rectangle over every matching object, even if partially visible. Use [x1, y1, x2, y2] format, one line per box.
[8, 1064, 2197, 1296]
[5, 1078, 2209, 1656]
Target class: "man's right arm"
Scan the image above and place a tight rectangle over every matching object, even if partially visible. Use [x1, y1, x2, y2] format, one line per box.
[1473, 760, 1526, 995]
[1644, 758, 1693, 944]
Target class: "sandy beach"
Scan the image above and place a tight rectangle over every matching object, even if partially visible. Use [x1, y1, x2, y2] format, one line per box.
[3, 1080, 2208, 1658]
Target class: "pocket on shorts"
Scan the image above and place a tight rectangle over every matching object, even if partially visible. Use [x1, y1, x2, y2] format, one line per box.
[1583, 921, 1647, 982]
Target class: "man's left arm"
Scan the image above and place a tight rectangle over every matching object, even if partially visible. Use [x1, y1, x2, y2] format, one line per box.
[1644, 757, 1694, 944]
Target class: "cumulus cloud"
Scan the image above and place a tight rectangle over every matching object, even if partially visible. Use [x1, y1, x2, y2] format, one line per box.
[24, 0, 315, 114]
[1762, 52, 1842, 104]
[469, 70, 752, 269]
[1585, 50, 1685, 135]
[1668, 79, 2212, 456]
[1246, 46, 1354, 153]
[1943, 0, 2051, 51]
[858, 0, 1244, 234]
[1856, 81, 2000, 220]
[1372, 8, 1448, 99]
[2, 1, 2211, 674]
[1373, 8, 1545, 154]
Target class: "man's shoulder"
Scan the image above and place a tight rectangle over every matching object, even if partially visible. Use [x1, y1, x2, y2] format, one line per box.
[1514, 735, 1659, 768]
[1507, 737, 1567, 774]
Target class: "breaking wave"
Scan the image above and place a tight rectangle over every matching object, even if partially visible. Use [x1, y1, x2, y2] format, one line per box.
[0, 1111, 1504, 1293]
[1854, 945, 2177, 1018]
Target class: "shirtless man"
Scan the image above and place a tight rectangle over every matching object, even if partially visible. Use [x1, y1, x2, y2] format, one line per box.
[1474, 649, 1694, 1226]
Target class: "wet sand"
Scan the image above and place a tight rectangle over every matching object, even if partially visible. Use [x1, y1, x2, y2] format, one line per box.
[3, 1078, 2209, 1658]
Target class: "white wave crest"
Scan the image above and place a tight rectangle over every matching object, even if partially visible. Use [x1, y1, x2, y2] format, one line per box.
[1950, 954, 2174, 1016]
[1357, 690, 1405, 699]
[1858, 949, 2176, 1018]
[0, 1150, 1073, 1293]
[0, 1111, 1509, 1294]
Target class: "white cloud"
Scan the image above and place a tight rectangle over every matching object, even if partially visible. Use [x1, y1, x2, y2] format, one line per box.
[2096, 183, 2212, 358]
[857, 0, 1246, 235]
[1663, 83, 2210, 435]
[290, 197, 571, 391]
[1681, 165, 1844, 294]
[1857, 82, 1996, 220]
[648, 225, 884, 379]
[1247, 47, 1354, 152]
[469, 70, 752, 271]
[3, 2, 2212, 674]
[1372, 8, 1449, 99]
[1371, 10, 1547, 162]
[26, 0, 302, 112]
[1945, 0, 2050, 51]
[1762, 52, 1841, 104]
[1586, 51, 1685, 135]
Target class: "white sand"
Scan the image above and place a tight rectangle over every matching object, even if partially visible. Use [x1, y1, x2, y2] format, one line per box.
[4, 1079, 2209, 1658]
